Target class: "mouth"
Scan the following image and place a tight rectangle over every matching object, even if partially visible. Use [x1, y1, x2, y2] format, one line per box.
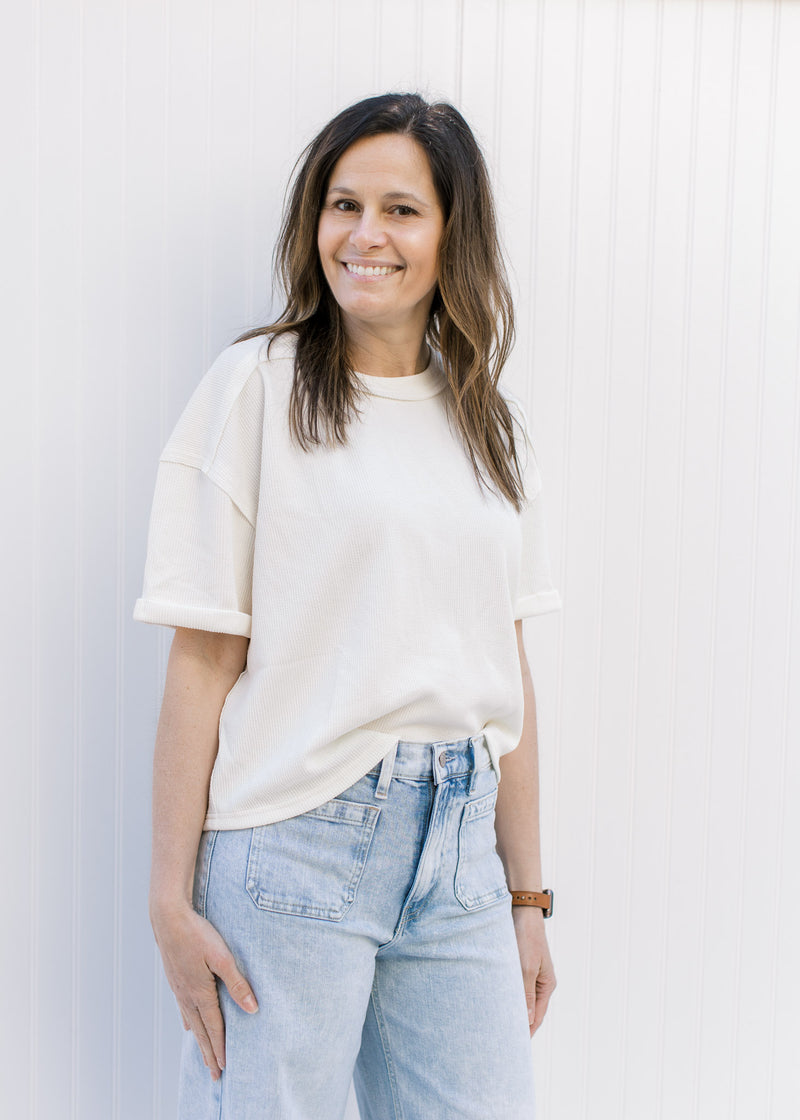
[342, 262, 402, 278]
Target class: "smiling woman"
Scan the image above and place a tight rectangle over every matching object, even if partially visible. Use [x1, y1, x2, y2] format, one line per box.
[239, 93, 522, 496]
[134, 91, 561, 1120]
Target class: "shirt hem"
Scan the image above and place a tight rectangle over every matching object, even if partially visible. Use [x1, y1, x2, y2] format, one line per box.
[202, 725, 510, 828]
[203, 731, 401, 828]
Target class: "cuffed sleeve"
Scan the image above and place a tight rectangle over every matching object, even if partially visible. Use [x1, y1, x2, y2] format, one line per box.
[504, 390, 562, 620]
[133, 461, 254, 636]
[514, 481, 562, 618]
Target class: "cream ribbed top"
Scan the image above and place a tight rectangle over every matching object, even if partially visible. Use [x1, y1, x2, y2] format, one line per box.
[134, 334, 561, 827]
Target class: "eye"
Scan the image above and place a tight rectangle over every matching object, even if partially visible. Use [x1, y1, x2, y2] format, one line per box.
[391, 204, 418, 217]
[332, 199, 359, 212]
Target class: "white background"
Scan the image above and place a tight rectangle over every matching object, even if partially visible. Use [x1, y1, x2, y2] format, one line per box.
[2, 1, 799, 1118]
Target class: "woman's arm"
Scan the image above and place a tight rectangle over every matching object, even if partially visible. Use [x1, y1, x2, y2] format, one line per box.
[493, 619, 556, 1036]
[149, 626, 259, 1081]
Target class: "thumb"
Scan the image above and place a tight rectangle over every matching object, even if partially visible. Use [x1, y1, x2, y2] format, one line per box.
[212, 947, 259, 1014]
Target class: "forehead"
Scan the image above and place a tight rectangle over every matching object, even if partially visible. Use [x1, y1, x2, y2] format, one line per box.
[327, 133, 436, 196]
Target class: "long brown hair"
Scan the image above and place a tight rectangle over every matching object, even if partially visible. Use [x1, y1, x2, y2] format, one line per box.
[236, 93, 529, 511]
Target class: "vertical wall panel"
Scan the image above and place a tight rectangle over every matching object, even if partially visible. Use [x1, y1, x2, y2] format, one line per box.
[764, 16, 800, 1116]
[0, 0, 37, 1115]
[3, 2, 799, 1118]
[699, 5, 777, 1118]
[80, 1, 127, 1112]
[32, 3, 83, 1117]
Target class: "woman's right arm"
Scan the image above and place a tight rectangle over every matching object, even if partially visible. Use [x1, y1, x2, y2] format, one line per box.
[149, 626, 259, 1082]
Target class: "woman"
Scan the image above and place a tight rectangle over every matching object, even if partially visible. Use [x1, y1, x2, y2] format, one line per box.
[135, 92, 561, 1120]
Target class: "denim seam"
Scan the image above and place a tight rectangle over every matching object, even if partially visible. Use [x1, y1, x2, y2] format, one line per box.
[369, 975, 404, 1120]
[200, 830, 218, 920]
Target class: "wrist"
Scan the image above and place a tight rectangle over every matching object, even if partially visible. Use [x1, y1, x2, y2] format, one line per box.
[148, 886, 194, 924]
[512, 904, 546, 927]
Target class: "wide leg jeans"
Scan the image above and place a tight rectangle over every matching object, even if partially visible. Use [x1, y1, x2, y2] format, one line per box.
[177, 733, 537, 1120]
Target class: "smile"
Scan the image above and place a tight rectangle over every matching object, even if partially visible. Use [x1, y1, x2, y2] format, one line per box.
[343, 262, 401, 277]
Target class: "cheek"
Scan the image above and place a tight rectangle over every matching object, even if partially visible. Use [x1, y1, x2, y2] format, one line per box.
[415, 234, 442, 280]
[317, 216, 338, 262]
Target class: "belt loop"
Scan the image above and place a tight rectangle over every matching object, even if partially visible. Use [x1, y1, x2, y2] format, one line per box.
[375, 742, 398, 800]
[468, 738, 478, 795]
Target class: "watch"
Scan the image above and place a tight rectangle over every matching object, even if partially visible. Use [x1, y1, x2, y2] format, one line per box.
[509, 889, 553, 918]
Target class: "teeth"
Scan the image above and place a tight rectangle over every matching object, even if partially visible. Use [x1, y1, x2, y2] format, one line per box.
[345, 263, 399, 277]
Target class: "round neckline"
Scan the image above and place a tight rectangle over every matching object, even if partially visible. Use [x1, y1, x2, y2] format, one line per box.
[353, 352, 446, 401]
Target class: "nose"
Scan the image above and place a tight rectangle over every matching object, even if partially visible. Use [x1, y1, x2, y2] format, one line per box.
[349, 208, 387, 251]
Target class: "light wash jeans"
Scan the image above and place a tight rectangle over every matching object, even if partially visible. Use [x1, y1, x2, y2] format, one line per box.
[178, 734, 536, 1119]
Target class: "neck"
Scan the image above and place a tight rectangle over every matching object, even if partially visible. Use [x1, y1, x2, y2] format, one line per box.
[345, 321, 430, 378]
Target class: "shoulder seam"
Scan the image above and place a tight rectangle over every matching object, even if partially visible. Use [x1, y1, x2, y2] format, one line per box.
[206, 343, 266, 470]
[155, 456, 257, 529]
[159, 335, 269, 482]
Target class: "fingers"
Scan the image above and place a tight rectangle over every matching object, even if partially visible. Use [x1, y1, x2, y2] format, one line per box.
[184, 1001, 223, 1081]
[182, 942, 258, 1078]
[202, 992, 229, 1074]
[525, 969, 557, 1036]
[527, 986, 553, 1036]
[177, 957, 256, 1077]
[178, 973, 230, 1079]
[524, 990, 536, 1033]
[173, 968, 227, 1077]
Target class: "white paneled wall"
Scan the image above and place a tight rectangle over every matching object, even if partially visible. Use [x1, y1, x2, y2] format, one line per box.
[3, 1, 798, 1117]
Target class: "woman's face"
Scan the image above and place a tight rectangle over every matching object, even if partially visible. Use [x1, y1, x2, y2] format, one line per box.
[317, 133, 445, 342]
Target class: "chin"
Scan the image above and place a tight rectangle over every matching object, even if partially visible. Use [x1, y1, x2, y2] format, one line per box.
[337, 296, 397, 322]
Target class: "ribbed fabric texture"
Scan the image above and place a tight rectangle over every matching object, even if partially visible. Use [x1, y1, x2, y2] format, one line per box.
[134, 334, 561, 826]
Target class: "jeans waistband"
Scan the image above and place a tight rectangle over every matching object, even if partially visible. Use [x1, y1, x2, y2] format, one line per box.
[369, 733, 494, 800]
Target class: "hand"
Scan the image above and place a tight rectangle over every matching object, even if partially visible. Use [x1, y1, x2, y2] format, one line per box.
[511, 905, 556, 1037]
[151, 903, 259, 1080]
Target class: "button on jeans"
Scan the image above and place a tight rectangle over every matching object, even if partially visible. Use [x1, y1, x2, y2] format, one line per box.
[178, 734, 536, 1119]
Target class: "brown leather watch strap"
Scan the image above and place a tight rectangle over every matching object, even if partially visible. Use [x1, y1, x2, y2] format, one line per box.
[510, 889, 553, 917]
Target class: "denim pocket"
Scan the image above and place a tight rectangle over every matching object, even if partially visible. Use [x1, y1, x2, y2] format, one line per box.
[246, 798, 381, 921]
[454, 785, 510, 911]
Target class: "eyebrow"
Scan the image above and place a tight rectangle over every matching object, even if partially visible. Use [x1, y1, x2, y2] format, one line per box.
[326, 186, 432, 208]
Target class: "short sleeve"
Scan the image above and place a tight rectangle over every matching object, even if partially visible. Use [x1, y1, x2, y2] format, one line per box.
[133, 338, 266, 636]
[515, 480, 562, 619]
[504, 390, 562, 620]
[133, 462, 254, 636]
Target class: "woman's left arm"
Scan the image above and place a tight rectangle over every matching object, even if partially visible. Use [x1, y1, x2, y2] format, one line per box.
[493, 618, 557, 1037]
